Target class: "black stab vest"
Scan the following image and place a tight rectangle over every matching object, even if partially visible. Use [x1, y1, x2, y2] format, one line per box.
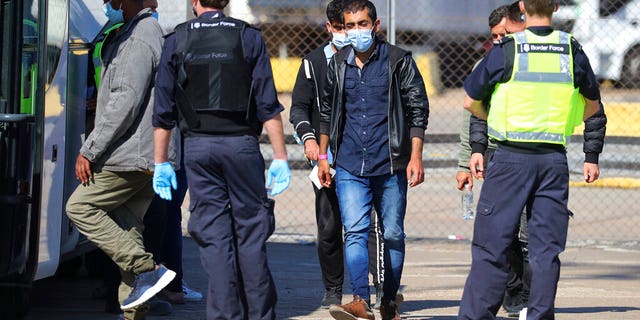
[174, 16, 253, 134]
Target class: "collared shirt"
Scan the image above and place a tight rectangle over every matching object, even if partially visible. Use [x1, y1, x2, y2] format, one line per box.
[152, 11, 283, 131]
[323, 42, 335, 65]
[337, 42, 390, 176]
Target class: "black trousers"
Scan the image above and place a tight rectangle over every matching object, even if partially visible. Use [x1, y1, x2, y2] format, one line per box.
[504, 212, 530, 306]
[313, 183, 343, 289]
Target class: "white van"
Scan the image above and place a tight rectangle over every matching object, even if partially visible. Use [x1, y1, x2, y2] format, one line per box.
[555, 0, 640, 87]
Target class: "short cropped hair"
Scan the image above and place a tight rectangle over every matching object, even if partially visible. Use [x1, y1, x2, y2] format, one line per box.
[200, 0, 229, 10]
[326, 0, 343, 23]
[522, 0, 556, 18]
[343, 0, 377, 23]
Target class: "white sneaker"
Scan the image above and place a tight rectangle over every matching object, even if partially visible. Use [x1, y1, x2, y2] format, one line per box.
[182, 282, 203, 302]
[518, 307, 527, 320]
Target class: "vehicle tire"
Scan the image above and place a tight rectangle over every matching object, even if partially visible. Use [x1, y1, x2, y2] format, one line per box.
[621, 45, 640, 89]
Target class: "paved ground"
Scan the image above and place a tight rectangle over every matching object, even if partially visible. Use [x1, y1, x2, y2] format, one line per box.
[22, 87, 640, 319]
[26, 237, 640, 320]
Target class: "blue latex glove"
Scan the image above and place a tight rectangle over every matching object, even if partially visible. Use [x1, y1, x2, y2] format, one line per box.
[266, 159, 291, 196]
[153, 162, 177, 201]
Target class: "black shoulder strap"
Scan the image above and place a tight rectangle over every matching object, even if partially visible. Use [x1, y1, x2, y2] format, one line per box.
[172, 23, 200, 129]
[501, 37, 516, 83]
[174, 24, 189, 87]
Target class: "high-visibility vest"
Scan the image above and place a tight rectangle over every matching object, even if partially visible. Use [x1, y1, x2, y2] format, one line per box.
[92, 22, 123, 88]
[487, 30, 585, 146]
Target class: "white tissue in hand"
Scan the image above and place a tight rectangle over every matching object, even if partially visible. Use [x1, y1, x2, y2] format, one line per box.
[308, 165, 335, 189]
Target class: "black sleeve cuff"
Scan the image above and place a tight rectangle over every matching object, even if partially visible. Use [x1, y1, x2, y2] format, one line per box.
[295, 122, 314, 137]
[409, 127, 425, 139]
[585, 152, 599, 164]
[319, 122, 330, 135]
[471, 143, 487, 155]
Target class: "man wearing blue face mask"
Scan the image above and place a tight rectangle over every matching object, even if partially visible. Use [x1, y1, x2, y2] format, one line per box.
[88, 1, 204, 314]
[66, 1, 171, 320]
[317, 0, 429, 319]
[289, 0, 347, 309]
[290, 0, 394, 311]
[104, 0, 124, 24]
[85, 1, 175, 318]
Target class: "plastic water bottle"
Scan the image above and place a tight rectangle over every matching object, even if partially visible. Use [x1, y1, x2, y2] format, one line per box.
[461, 184, 474, 220]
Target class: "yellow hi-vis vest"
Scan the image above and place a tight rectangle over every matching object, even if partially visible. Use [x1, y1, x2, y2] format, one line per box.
[93, 22, 123, 88]
[487, 30, 585, 146]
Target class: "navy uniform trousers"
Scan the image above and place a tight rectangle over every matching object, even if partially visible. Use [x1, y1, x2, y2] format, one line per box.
[459, 147, 570, 320]
[184, 135, 277, 320]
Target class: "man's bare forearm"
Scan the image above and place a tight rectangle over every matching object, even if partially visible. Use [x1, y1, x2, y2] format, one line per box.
[154, 127, 172, 163]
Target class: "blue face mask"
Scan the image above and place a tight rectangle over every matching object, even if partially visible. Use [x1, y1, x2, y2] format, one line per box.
[347, 28, 374, 53]
[103, 1, 124, 24]
[331, 32, 348, 50]
[151, 11, 159, 20]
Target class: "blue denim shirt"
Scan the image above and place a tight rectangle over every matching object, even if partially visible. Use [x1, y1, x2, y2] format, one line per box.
[337, 44, 390, 176]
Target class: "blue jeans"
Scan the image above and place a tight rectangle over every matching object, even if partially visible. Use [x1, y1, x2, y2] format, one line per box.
[335, 167, 407, 303]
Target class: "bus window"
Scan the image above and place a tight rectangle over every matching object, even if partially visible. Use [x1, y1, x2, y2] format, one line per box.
[0, 1, 18, 115]
[22, 19, 39, 114]
[45, 0, 67, 88]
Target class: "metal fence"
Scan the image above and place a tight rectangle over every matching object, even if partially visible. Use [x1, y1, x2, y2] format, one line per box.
[229, 0, 640, 245]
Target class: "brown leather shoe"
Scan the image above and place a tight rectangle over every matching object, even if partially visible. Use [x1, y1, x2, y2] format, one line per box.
[329, 295, 375, 320]
[379, 300, 400, 320]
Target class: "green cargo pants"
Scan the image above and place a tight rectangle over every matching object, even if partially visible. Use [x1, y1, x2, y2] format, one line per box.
[66, 170, 156, 320]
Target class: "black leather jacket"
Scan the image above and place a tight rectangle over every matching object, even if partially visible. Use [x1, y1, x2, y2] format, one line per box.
[319, 40, 429, 172]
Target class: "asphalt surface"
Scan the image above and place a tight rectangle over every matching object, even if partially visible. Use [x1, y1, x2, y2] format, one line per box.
[22, 87, 640, 319]
[25, 237, 640, 320]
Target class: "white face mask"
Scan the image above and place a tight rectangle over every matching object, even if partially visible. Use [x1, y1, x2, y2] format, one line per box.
[331, 32, 348, 50]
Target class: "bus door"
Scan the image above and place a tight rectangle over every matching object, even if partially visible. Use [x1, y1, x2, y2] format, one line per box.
[0, 0, 44, 316]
